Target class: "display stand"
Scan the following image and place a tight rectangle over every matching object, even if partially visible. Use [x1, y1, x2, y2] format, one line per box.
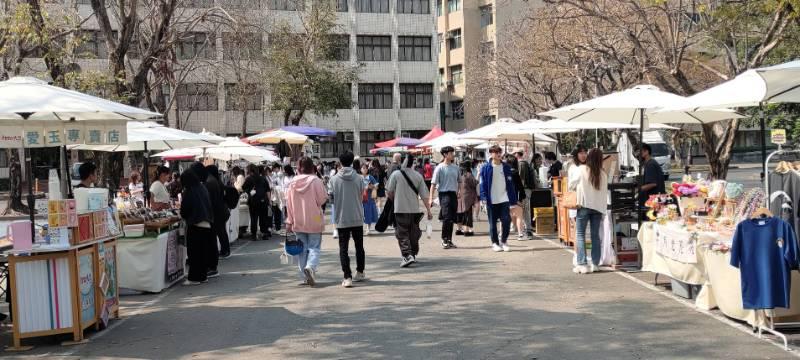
[117, 222, 185, 293]
[6, 236, 120, 351]
[553, 177, 575, 247]
[756, 310, 789, 351]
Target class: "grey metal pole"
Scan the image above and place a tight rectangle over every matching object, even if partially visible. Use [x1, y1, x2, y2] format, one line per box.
[760, 103, 767, 182]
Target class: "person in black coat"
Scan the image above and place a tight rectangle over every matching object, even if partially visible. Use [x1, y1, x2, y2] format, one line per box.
[206, 165, 231, 259]
[242, 164, 271, 240]
[180, 167, 215, 285]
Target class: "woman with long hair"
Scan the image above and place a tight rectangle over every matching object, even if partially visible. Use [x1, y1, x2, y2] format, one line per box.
[568, 148, 609, 274]
[360, 163, 379, 234]
[371, 159, 388, 209]
[180, 167, 215, 285]
[128, 170, 144, 204]
[285, 157, 328, 286]
[456, 160, 479, 236]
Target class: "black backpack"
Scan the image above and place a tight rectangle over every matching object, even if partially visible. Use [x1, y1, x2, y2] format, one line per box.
[223, 185, 240, 209]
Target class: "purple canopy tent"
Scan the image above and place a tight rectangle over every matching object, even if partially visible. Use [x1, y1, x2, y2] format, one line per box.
[281, 125, 336, 137]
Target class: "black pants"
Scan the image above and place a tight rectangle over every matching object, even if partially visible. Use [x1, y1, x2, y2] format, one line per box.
[187, 225, 214, 282]
[395, 213, 421, 257]
[338, 226, 365, 279]
[439, 192, 457, 241]
[248, 201, 268, 237]
[214, 217, 230, 257]
[272, 205, 282, 231]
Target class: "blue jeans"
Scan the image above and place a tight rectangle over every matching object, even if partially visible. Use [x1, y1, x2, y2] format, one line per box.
[575, 207, 602, 266]
[488, 202, 511, 245]
[296, 233, 322, 277]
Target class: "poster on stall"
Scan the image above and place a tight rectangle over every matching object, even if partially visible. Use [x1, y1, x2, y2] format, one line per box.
[78, 252, 96, 324]
[654, 224, 698, 264]
[97, 242, 118, 307]
[164, 230, 184, 283]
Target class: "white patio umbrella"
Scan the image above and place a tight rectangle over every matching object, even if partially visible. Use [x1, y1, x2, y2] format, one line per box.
[69, 121, 222, 205]
[0, 77, 161, 120]
[516, 118, 678, 131]
[153, 138, 280, 163]
[460, 118, 558, 142]
[0, 77, 161, 229]
[417, 132, 485, 149]
[668, 60, 800, 179]
[246, 129, 309, 145]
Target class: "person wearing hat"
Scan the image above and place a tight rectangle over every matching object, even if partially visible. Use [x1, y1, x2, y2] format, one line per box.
[430, 146, 460, 249]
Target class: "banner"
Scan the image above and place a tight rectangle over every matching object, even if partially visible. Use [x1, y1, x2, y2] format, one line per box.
[3, 122, 128, 148]
[654, 223, 698, 264]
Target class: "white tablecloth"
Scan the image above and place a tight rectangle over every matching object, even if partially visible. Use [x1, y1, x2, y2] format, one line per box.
[227, 208, 239, 243]
[117, 230, 185, 293]
[638, 222, 709, 285]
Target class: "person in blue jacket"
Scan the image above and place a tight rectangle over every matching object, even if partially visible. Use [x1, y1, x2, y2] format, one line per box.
[479, 145, 519, 252]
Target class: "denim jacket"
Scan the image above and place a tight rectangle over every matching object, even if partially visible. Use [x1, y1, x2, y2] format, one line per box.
[479, 161, 518, 205]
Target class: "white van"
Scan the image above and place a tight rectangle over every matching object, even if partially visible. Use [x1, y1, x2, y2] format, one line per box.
[642, 131, 671, 180]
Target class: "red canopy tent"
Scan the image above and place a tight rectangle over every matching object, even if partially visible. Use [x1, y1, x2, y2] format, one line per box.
[419, 127, 445, 142]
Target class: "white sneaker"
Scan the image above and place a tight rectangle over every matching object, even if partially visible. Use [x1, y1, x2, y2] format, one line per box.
[353, 272, 366, 282]
[517, 233, 524, 240]
[342, 278, 353, 288]
[573, 265, 589, 274]
[589, 264, 599, 273]
[333, 229, 338, 239]
[492, 243, 503, 252]
[365, 228, 371, 236]
[303, 268, 316, 287]
[501, 243, 511, 252]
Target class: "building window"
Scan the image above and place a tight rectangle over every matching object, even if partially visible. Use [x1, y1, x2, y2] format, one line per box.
[329, 35, 350, 61]
[447, 0, 460, 12]
[176, 83, 218, 111]
[481, 115, 495, 125]
[266, 0, 304, 10]
[398, 36, 431, 61]
[480, 41, 494, 58]
[450, 100, 464, 119]
[400, 84, 433, 108]
[355, 0, 389, 13]
[358, 83, 393, 109]
[356, 35, 391, 61]
[447, 29, 461, 50]
[449, 65, 463, 84]
[480, 4, 493, 27]
[438, 68, 444, 84]
[177, 32, 215, 60]
[76, 31, 109, 58]
[436, 0, 443, 16]
[223, 33, 262, 60]
[397, 0, 429, 14]
[225, 83, 262, 111]
[335, 0, 348, 11]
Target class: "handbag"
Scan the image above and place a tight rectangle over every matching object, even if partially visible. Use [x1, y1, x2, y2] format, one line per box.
[362, 189, 369, 203]
[375, 198, 395, 232]
[562, 191, 579, 209]
[371, 187, 378, 199]
[283, 232, 304, 256]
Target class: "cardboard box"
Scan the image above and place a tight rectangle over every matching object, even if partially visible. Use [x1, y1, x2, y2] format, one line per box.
[534, 207, 554, 217]
[73, 213, 94, 245]
[618, 237, 639, 251]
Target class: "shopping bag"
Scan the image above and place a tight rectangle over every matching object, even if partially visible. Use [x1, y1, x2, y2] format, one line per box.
[562, 191, 578, 209]
[375, 198, 395, 233]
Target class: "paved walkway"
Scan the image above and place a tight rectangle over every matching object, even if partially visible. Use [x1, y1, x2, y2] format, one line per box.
[2, 219, 796, 359]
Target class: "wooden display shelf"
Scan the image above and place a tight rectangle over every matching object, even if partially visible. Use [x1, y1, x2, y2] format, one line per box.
[6, 236, 120, 351]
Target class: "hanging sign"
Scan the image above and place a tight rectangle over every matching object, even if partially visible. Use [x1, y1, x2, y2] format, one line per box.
[105, 123, 127, 146]
[64, 124, 86, 145]
[771, 129, 787, 145]
[23, 127, 46, 148]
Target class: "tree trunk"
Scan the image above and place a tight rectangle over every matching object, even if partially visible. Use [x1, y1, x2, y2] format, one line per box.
[241, 109, 248, 137]
[701, 120, 739, 180]
[3, 149, 28, 215]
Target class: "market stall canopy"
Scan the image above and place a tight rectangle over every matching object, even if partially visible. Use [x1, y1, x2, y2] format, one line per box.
[419, 127, 445, 142]
[281, 125, 336, 137]
[418, 132, 485, 149]
[539, 85, 742, 126]
[670, 60, 800, 110]
[370, 146, 411, 155]
[247, 129, 309, 145]
[515, 118, 678, 132]
[460, 118, 557, 142]
[153, 138, 279, 163]
[68, 121, 223, 152]
[0, 77, 161, 121]
[199, 129, 227, 142]
[374, 137, 423, 148]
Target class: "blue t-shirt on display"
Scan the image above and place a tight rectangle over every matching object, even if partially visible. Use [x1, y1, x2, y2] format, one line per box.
[730, 217, 800, 309]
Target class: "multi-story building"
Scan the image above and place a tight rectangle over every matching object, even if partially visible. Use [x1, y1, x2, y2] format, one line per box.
[24, 0, 439, 158]
[437, 0, 539, 131]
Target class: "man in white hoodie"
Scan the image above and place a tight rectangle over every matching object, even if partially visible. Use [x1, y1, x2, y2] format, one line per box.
[330, 151, 366, 288]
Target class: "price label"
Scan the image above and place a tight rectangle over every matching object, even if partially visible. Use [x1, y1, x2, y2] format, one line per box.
[771, 129, 787, 145]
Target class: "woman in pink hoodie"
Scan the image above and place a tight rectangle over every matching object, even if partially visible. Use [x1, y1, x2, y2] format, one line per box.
[285, 157, 329, 286]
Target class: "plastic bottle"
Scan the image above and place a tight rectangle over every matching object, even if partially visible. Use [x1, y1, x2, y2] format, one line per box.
[425, 219, 433, 239]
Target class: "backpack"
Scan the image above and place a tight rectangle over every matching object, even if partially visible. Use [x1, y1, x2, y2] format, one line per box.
[223, 185, 240, 209]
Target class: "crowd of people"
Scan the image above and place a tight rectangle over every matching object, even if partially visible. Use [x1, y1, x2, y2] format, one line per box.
[71, 140, 665, 287]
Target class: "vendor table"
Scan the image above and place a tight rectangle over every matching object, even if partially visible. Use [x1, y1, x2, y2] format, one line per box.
[117, 228, 185, 293]
[6, 236, 119, 350]
[639, 222, 800, 327]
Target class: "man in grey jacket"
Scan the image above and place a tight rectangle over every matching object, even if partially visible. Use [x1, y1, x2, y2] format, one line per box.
[330, 151, 366, 288]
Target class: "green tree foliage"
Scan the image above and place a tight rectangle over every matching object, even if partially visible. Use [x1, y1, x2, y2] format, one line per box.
[267, 1, 358, 126]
